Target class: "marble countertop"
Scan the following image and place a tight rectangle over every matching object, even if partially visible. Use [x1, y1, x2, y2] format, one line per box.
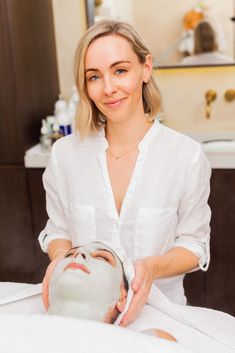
[24, 144, 50, 168]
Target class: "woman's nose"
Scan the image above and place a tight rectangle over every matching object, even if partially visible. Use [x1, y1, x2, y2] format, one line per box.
[103, 76, 117, 96]
[72, 248, 87, 260]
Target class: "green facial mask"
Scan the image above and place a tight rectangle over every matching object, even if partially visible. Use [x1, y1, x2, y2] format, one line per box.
[48, 242, 124, 322]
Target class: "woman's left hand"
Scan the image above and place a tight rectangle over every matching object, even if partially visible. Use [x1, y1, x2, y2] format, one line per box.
[120, 257, 155, 327]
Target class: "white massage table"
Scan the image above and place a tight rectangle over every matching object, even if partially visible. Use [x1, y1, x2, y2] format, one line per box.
[0, 282, 234, 353]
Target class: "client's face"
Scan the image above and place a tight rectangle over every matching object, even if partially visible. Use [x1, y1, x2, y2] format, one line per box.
[48, 242, 124, 322]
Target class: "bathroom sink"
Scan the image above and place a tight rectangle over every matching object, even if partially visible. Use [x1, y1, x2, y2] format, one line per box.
[183, 131, 235, 169]
[184, 131, 235, 144]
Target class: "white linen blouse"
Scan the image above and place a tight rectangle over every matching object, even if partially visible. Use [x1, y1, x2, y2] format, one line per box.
[38, 120, 211, 305]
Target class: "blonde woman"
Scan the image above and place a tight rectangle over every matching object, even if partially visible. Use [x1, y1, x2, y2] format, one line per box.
[39, 20, 211, 327]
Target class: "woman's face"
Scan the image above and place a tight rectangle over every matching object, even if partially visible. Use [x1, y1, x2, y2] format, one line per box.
[48, 243, 124, 321]
[84, 34, 152, 123]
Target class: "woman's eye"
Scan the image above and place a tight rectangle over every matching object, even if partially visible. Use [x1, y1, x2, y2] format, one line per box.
[116, 68, 126, 75]
[91, 250, 115, 266]
[65, 248, 78, 258]
[96, 255, 109, 262]
[88, 74, 100, 81]
[65, 252, 73, 258]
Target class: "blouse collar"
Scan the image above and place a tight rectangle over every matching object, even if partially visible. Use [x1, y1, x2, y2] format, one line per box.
[98, 117, 161, 152]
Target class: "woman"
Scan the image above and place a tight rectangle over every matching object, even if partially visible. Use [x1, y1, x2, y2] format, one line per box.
[39, 20, 211, 327]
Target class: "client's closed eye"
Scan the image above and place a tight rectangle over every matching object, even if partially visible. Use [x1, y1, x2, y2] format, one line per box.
[96, 255, 109, 262]
[92, 250, 116, 267]
[65, 247, 79, 258]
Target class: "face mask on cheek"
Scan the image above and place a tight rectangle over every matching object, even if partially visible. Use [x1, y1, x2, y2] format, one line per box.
[48, 243, 124, 322]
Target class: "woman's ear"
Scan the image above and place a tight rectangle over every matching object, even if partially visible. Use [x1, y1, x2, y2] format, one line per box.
[116, 282, 128, 312]
[143, 54, 153, 83]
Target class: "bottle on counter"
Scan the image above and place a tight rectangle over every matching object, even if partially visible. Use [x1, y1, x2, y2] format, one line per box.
[46, 115, 56, 133]
[40, 119, 52, 152]
[51, 122, 63, 144]
[57, 111, 72, 136]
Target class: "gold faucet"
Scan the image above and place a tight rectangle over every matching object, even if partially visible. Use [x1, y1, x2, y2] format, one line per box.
[224, 89, 235, 102]
[205, 90, 217, 119]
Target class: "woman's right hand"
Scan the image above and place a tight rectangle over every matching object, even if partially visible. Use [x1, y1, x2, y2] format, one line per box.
[42, 258, 61, 310]
[43, 240, 73, 310]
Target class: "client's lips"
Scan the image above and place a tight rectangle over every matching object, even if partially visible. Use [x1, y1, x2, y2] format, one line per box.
[63, 262, 90, 274]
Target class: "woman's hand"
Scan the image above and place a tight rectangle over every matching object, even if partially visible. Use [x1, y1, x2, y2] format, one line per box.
[42, 248, 69, 310]
[43, 240, 72, 310]
[120, 257, 155, 327]
[42, 258, 61, 310]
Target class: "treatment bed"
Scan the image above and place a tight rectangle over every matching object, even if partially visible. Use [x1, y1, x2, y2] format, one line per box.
[0, 282, 234, 353]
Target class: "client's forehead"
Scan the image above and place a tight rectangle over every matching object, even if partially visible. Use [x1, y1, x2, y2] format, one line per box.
[81, 242, 117, 253]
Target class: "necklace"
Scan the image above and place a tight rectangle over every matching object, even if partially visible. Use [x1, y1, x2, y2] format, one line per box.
[107, 146, 138, 159]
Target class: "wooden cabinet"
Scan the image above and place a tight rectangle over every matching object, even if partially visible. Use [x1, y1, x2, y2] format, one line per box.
[184, 169, 235, 316]
[0, 0, 59, 164]
[26, 169, 49, 282]
[0, 166, 36, 282]
[0, 167, 49, 283]
[0, 0, 58, 282]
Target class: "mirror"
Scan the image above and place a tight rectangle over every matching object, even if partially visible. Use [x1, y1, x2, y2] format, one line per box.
[86, 0, 235, 68]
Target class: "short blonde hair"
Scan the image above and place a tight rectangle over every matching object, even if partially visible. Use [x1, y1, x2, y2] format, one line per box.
[74, 20, 162, 137]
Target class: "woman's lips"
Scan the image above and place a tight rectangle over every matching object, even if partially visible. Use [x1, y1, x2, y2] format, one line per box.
[63, 262, 90, 274]
[104, 97, 126, 107]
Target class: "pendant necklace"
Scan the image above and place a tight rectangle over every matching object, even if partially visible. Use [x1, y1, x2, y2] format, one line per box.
[107, 146, 138, 159]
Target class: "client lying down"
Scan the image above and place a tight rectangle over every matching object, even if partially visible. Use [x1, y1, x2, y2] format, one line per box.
[45, 241, 176, 342]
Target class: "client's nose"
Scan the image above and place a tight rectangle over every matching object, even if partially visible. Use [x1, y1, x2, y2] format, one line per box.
[72, 248, 87, 260]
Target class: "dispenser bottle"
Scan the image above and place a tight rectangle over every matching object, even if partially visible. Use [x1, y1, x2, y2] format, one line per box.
[57, 112, 72, 136]
[51, 122, 63, 144]
[40, 119, 51, 152]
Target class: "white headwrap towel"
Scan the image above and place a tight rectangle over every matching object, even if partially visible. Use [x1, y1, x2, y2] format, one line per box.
[89, 240, 135, 326]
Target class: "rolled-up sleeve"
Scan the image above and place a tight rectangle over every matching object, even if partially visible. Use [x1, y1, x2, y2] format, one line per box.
[38, 145, 71, 253]
[173, 147, 211, 271]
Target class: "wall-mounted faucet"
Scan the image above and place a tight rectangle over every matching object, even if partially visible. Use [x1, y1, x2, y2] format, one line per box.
[224, 89, 235, 102]
[205, 90, 217, 119]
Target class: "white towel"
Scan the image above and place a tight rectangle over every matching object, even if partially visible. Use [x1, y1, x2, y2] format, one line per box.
[147, 285, 235, 349]
[0, 314, 192, 353]
[0, 282, 42, 305]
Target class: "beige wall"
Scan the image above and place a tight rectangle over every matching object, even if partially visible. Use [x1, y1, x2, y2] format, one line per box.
[52, 0, 86, 99]
[154, 66, 235, 132]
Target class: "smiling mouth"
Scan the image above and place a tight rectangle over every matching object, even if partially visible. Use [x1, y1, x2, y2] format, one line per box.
[63, 262, 90, 274]
[104, 97, 127, 107]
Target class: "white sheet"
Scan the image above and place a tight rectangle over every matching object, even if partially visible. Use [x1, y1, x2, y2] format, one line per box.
[0, 282, 234, 353]
[0, 314, 191, 353]
[0, 282, 42, 305]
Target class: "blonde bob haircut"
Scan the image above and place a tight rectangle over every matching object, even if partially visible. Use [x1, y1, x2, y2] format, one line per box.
[74, 20, 162, 138]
